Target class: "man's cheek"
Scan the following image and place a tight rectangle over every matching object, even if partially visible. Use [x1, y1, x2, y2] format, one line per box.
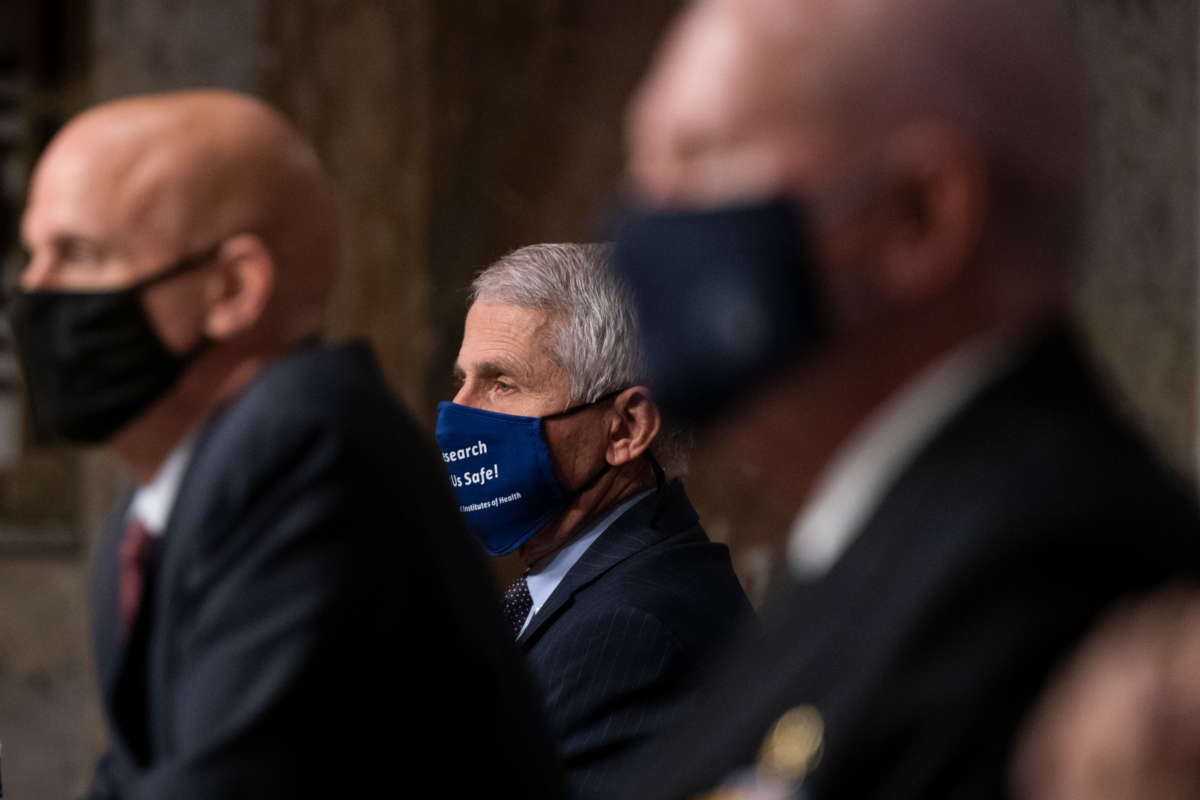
[816, 234, 887, 329]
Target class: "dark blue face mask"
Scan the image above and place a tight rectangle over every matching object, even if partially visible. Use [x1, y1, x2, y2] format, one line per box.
[434, 392, 621, 556]
[612, 198, 828, 426]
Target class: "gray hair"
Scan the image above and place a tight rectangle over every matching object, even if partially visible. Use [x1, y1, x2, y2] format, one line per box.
[471, 242, 690, 475]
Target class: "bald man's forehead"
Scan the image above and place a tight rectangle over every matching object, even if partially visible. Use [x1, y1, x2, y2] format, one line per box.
[33, 92, 290, 253]
[32, 122, 191, 252]
[712, 0, 879, 48]
[24, 89, 339, 305]
[24, 137, 131, 245]
[690, 0, 863, 109]
[732, 0, 841, 34]
[632, 0, 858, 163]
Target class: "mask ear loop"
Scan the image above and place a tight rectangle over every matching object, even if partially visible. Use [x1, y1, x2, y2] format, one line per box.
[546, 388, 627, 499]
[542, 388, 625, 421]
[550, 388, 668, 523]
[134, 243, 224, 291]
[136, 243, 225, 363]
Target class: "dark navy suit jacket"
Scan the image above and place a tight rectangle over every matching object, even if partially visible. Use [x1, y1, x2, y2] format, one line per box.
[518, 480, 753, 799]
[628, 325, 1200, 800]
[85, 342, 566, 800]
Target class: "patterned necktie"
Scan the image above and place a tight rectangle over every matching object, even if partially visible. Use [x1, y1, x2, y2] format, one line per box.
[501, 575, 533, 639]
[118, 517, 154, 640]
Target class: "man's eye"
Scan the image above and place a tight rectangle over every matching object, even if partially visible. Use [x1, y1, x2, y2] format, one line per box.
[493, 381, 515, 394]
[59, 240, 100, 264]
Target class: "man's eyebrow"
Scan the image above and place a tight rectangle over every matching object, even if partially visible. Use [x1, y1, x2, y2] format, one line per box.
[472, 358, 531, 383]
[51, 234, 107, 254]
[28, 233, 110, 262]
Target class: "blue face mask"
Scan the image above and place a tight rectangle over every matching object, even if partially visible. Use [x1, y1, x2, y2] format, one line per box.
[434, 393, 620, 556]
[612, 198, 828, 426]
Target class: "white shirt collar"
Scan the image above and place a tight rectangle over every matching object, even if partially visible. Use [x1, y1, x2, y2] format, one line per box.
[128, 431, 198, 536]
[788, 335, 1012, 578]
[522, 488, 655, 633]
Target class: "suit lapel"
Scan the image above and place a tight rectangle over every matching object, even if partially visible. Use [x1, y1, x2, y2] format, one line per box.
[751, 324, 1102, 692]
[696, 326, 1114, 790]
[517, 481, 697, 648]
[93, 491, 133, 706]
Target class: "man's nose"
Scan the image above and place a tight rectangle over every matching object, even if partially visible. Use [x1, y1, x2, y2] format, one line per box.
[452, 382, 476, 407]
[16, 252, 52, 291]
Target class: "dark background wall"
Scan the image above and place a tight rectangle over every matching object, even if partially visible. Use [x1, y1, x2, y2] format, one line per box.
[262, 1, 685, 415]
[0, 1, 1194, 796]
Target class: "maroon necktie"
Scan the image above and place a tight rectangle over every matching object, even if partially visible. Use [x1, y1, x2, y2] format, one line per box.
[118, 517, 153, 640]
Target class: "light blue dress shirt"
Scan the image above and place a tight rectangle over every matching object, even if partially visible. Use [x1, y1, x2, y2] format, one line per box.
[518, 489, 654, 637]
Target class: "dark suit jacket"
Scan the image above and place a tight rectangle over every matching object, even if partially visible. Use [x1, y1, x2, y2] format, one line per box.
[85, 342, 566, 800]
[518, 481, 753, 799]
[628, 325, 1200, 800]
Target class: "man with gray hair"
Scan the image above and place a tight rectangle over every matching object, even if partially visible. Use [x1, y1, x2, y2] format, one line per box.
[435, 242, 752, 799]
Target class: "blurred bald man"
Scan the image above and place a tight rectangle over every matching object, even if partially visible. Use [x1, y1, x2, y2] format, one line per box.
[13, 91, 564, 800]
[614, 0, 1200, 797]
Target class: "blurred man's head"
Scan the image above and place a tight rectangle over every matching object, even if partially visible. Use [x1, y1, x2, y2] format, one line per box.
[617, 0, 1094, 506]
[440, 243, 678, 565]
[628, 0, 1091, 330]
[15, 90, 340, 476]
[1013, 588, 1200, 800]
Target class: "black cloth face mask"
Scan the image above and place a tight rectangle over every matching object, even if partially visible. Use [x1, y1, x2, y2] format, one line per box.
[612, 198, 828, 427]
[9, 245, 220, 444]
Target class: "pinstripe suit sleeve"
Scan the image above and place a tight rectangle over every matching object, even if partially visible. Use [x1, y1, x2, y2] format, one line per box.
[538, 604, 690, 800]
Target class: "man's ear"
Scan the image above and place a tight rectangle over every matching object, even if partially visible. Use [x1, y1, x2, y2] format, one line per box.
[606, 386, 662, 466]
[202, 233, 275, 340]
[875, 120, 988, 303]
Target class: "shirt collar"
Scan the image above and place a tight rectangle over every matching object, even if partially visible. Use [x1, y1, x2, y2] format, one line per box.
[788, 334, 1012, 578]
[128, 431, 198, 536]
[525, 488, 655, 613]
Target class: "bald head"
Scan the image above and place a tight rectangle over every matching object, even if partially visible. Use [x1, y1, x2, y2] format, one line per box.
[14, 90, 344, 472]
[24, 89, 341, 338]
[631, 0, 1092, 267]
[836, 0, 1092, 259]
